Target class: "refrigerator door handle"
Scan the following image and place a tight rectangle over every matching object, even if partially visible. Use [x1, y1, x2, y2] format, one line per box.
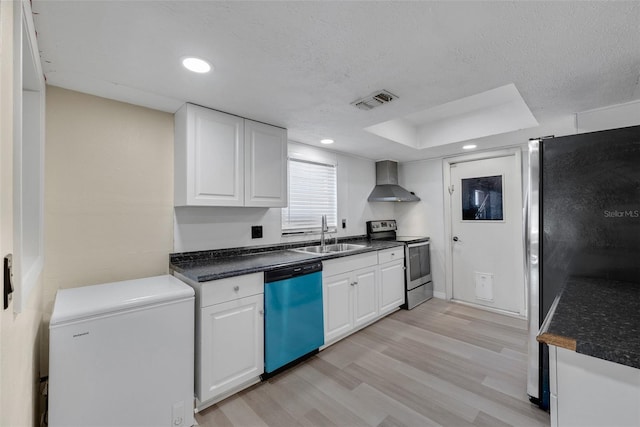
[526, 138, 541, 401]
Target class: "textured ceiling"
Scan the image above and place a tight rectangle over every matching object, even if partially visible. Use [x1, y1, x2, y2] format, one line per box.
[32, 1, 640, 161]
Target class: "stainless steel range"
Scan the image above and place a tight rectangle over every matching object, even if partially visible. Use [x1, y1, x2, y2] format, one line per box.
[367, 220, 433, 309]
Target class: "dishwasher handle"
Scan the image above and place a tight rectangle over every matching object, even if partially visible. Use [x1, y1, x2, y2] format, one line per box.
[264, 261, 323, 283]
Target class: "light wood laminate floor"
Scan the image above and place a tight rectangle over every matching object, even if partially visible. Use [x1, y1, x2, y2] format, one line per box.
[196, 298, 549, 427]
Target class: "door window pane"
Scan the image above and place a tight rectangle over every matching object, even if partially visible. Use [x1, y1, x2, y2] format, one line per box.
[461, 175, 503, 220]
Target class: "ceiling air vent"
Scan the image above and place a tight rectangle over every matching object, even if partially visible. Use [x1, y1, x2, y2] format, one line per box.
[351, 90, 398, 110]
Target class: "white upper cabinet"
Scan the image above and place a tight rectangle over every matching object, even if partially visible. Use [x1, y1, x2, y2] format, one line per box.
[244, 119, 288, 207]
[175, 103, 287, 207]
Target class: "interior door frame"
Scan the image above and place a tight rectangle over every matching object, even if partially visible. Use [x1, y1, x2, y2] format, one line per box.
[442, 147, 525, 306]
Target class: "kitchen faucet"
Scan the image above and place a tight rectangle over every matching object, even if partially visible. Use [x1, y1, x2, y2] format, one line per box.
[320, 214, 328, 250]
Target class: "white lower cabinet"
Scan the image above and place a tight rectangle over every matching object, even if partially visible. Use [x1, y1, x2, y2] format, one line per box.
[189, 272, 264, 410]
[199, 295, 263, 404]
[323, 265, 378, 344]
[378, 247, 405, 316]
[323, 272, 353, 342]
[353, 268, 378, 327]
[378, 259, 405, 315]
[323, 248, 405, 346]
[550, 345, 640, 427]
[323, 253, 378, 345]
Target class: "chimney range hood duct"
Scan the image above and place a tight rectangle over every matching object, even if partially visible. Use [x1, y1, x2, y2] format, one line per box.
[368, 161, 420, 202]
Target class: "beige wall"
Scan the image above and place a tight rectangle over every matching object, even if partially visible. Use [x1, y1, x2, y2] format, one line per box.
[41, 86, 174, 373]
[1, 1, 44, 426]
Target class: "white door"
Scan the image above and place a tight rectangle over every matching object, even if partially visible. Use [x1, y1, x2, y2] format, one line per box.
[449, 154, 525, 315]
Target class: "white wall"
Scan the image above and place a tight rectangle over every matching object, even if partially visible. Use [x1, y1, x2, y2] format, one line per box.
[397, 115, 577, 300]
[42, 86, 175, 373]
[397, 101, 640, 303]
[396, 159, 447, 298]
[576, 100, 640, 133]
[174, 143, 394, 252]
[1, 2, 44, 425]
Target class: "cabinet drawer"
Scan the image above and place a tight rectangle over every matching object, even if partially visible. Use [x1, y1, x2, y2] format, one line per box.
[378, 247, 405, 264]
[323, 252, 378, 277]
[201, 273, 263, 307]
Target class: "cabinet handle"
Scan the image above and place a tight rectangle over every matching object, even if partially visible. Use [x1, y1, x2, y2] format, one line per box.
[353, 281, 358, 285]
[259, 310, 264, 316]
[350, 282, 355, 286]
[233, 285, 240, 292]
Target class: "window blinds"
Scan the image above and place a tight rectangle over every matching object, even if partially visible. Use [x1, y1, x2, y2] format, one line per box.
[282, 158, 337, 233]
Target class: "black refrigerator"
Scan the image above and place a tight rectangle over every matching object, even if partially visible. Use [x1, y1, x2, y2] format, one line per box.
[525, 125, 640, 408]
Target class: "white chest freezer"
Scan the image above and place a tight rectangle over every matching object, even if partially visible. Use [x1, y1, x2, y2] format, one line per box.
[49, 275, 195, 427]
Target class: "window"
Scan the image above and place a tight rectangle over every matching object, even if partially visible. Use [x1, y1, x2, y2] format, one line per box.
[461, 175, 504, 221]
[282, 158, 337, 234]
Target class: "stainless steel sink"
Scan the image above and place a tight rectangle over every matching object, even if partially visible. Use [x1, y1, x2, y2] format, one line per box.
[290, 243, 366, 255]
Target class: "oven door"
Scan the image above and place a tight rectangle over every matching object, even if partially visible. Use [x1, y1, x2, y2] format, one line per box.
[405, 241, 431, 290]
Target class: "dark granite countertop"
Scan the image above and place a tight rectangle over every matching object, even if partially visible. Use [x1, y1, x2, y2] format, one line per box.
[170, 237, 404, 282]
[537, 277, 640, 369]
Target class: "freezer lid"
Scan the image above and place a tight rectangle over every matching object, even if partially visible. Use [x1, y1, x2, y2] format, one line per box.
[50, 275, 194, 326]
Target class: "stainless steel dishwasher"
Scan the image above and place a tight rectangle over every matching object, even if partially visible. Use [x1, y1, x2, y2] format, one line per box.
[263, 261, 324, 376]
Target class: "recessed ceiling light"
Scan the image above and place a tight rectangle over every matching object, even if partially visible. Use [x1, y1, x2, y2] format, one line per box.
[181, 57, 212, 73]
[320, 139, 334, 145]
[463, 144, 477, 150]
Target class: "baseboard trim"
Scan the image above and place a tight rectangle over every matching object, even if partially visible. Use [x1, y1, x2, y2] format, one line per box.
[450, 298, 526, 319]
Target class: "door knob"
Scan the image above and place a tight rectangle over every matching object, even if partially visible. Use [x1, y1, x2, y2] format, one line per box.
[453, 236, 459, 242]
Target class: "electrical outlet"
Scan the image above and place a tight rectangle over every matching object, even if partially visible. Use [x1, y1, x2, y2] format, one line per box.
[251, 225, 263, 239]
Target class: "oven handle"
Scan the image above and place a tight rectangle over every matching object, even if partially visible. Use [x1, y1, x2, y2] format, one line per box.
[407, 241, 430, 249]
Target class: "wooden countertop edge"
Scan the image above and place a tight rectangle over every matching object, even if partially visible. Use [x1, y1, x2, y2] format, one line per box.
[537, 332, 577, 351]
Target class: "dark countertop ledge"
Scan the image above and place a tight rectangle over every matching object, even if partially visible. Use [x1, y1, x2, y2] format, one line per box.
[537, 277, 640, 370]
[170, 237, 405, 282]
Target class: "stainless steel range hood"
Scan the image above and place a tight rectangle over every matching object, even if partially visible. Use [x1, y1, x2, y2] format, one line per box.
[368, 160, 420, 202]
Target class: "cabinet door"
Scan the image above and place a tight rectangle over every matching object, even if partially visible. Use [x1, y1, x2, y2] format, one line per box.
[182, 104, 245, 206]
[352, 267, 378, 328]
[379, 260, 405, 315]
[198, 294, 263, 403]
[323, 272, 352, 343]
[244, 120, 288, 207]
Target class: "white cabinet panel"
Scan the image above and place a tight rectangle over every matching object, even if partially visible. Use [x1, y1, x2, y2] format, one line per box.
[244, 120, 287, 207]
[323, 249, 407, 347]
[378, 260, 405, 315]
[323, 272, 352, 343]
[175, 104, 244, 206]
[200, 272, 263, 307]
[353, 268, 378, 328]
[193, 109, 244, 204]
[324, 252, 378, 277]
[198, 294, 263, 404]
[378, 247, 403, 265]
[323, 260, 378, 345]
[552, 345, 640, 427]
[175, 103, 287, 207]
